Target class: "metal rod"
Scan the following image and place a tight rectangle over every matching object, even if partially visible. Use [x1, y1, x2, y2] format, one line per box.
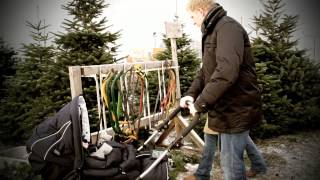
[136, 149, 169, 180]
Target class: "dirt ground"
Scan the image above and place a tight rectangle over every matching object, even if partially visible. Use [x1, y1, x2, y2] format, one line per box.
[177, 130, 320, 180]
[1, 130, 319, 180]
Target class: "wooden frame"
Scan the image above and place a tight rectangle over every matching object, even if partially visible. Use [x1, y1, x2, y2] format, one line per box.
[68, 39, 203, 150]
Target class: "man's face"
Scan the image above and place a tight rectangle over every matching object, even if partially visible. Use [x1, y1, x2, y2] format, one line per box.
[188, 8, 205, 28]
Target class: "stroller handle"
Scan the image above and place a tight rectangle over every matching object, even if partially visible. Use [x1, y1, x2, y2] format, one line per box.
[137, 106, 182, 152]
[136, 113, 201, 180]
[156, 106, 182, 131]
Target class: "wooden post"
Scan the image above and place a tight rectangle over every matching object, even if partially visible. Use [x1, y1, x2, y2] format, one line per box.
[170, 38, 181, 99]
[165, 21, 182, 100]
[69, 66, 83, 98]
[165, 21, 184, 138]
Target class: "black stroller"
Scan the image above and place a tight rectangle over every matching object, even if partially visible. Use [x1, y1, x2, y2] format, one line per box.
[26, 96, 201, 180]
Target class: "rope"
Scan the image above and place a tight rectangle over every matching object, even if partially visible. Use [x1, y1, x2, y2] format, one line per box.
[96, 61, 177, 143]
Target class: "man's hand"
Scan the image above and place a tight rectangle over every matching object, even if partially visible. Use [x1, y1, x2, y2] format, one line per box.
[188, 103, 198, 116]
[179, 96, 194, 108]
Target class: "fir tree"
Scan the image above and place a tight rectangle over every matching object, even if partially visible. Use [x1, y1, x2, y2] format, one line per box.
[0, 21, 55, 141]
[251, 0, 320, 137]
[44, 0, 120, 129]
[55, 0, 119, 64]
[0, 38, 17, 100]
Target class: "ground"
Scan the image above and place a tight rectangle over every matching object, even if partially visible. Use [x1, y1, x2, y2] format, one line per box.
[0, 130, 319, 179]
[176, 129, 320, 180]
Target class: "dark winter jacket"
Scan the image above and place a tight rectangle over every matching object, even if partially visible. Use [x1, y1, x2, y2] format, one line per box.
[186, 4, 263, 133]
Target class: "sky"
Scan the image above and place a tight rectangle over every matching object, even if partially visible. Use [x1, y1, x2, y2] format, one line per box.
[0, 0, 319, 60]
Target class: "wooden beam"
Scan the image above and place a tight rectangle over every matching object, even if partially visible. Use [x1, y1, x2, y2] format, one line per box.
[154, 115, 204, 150]
[176, 115, 204, 150]
[155, 120, 176, 145]
[90, 110, 204, 150]
[170, 38, 181, 99]
[69, 66, 82, 98]
[74, 60, 177, 77]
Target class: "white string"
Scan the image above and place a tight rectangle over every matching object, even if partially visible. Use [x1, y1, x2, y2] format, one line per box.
[99, 67, 107, 130]
[157, 69, 163, 111]
[94, 74, 103, 130]
[144, 63, 151, 129]
[124, 64, 130, 118]
[161, 61, 167, 111]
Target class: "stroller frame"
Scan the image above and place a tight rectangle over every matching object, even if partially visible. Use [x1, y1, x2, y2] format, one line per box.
[136, 107, 201, 180]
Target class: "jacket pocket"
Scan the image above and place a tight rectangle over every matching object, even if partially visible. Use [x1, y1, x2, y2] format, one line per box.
[204, 42, 216, 54]
[208, 110, 227, 129]
[202, 42, 217, 83]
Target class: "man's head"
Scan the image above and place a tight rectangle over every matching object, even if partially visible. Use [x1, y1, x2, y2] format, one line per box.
[186, 0, 215, 27]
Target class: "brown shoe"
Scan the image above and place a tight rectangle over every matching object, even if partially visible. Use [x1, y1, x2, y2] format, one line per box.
[246, 170, 258, 177]
[184, 175, 197, 180]
[246, 169, 266, 177]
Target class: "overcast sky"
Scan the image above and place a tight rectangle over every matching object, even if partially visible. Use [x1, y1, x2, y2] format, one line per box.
[1, 0, 319, 59]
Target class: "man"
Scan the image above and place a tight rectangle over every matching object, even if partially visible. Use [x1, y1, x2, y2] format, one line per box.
[181, 0, 266, 179]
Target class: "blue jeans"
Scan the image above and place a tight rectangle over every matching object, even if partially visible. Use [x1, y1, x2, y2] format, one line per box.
[246, 136, 267, 173]
[220, 130, 267, 180]
[195, 133, 218, 180]
[195, 132, 266, 180]
[220, 131, 249, 180]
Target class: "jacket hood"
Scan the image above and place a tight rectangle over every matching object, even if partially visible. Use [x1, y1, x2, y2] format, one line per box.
[201, 4, 227, 34]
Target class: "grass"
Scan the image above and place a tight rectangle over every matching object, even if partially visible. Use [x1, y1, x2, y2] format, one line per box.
[169, 150, 200, 179]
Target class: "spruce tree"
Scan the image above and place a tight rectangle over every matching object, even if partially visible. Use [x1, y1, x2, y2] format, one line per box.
[0, 38, 17, 100]
[251, 0, 320, 137]
[0, 21, 55, 141]
[44, 0, 120, 129]
[55, 0, 119, 65]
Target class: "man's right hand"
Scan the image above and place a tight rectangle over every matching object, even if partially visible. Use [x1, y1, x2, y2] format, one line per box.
[179, 96, 194, 108]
